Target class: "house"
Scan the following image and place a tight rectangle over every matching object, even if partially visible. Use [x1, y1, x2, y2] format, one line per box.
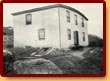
[12, 4, 89, 48]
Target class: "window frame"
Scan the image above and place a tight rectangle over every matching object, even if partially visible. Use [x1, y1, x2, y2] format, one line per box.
[66, 10, 70, 23]
[38, 29, 45, 40]
[25, 13, 32, 25]
[82, 32, 85, 41]
[67, 29, 71, 40]
[81, 18, 84, 27]
[74, 15, 78, 25]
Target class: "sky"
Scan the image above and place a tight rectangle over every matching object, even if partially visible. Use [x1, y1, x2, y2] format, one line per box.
[3, 3, 103, 38]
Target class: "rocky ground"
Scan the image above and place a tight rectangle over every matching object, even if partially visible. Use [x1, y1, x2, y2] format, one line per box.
[14, 58, 62, 74]
[3, 47, 103, 74]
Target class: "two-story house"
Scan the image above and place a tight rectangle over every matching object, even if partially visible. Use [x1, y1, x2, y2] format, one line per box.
[12, 4, 89, 48]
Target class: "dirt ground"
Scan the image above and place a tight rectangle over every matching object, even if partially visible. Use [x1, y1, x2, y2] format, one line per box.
[67, 47, 91, 59]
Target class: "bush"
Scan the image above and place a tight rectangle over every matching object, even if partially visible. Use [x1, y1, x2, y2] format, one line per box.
[3, 27, 13, 35]
[82, 47, 103, 73]
[88, 34, 103, 47]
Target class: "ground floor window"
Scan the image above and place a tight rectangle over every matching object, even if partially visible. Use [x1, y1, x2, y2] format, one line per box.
[38, 29, 45, 40]
[67, 29, 71, 40]
[82, 32, 85, 41]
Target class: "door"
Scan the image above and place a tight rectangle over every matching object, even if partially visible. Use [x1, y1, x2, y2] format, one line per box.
[74, 31, 79, 46]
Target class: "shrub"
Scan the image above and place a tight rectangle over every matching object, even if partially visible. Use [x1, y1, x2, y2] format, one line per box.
[82, 47, 103, 73]
[88, 34, 103, 47]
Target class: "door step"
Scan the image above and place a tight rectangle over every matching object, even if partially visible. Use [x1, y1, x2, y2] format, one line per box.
[31, 47, 54, 57]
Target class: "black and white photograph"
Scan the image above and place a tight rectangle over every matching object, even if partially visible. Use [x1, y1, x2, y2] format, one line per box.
[3, 3, 103, 74]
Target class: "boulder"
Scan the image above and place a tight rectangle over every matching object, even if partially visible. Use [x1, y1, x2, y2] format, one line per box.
[3, 49, 12, 56]
[14, 58, 62, 74]
[3, 49, 15, 74]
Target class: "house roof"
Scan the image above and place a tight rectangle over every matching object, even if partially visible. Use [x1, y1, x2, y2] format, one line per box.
[12, 4, 88, 21]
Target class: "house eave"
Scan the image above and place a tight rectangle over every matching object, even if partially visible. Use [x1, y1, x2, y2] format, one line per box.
[11, 4, 88, 21]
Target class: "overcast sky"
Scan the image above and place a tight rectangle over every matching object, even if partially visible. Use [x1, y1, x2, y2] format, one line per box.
[3, 3, 103, 38]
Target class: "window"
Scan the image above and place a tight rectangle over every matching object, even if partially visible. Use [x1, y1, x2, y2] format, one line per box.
[66, 10, 70, 22]
[67, 29, 71, 40]
[81, 18, 84, 27]
[26, 14, 32, 25]
[82, 32, 85, 41]
[74, 15, 78, 25]
[38, 29, 45, 40]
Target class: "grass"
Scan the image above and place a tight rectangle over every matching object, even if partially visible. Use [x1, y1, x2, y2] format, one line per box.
[12, 47, 39, 60]
[42, 47, 103, 74]
[3, 47, 103, 74]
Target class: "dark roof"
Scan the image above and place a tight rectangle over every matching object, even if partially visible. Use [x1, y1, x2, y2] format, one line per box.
[12, 4, 88, 21]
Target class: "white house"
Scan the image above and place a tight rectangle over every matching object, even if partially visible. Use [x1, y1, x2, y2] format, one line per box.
[12, 4, 89, 48]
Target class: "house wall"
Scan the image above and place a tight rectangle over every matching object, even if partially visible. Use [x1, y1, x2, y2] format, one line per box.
[13, 8, 60, 48]
[59, 8, 88, 48]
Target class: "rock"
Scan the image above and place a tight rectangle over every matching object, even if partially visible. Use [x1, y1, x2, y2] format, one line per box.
[14, 58, 62, 74]
[3, 49, 14, 62]
[3, 49, 12, 56]
[3, 49, 15, 74]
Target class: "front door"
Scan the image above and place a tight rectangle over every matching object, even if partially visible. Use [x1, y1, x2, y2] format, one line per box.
[74, 31, 79, 46]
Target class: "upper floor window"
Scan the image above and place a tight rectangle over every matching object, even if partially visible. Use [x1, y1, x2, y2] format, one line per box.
[67, 29, 71, 40]
[82, 32, 85, 41]
[26, 14, 32, 25]
[38, 29, 45, 40]
[74, 15, 78, 25]
[81, 18, 84, 27]
[66, 10, 70, 23]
